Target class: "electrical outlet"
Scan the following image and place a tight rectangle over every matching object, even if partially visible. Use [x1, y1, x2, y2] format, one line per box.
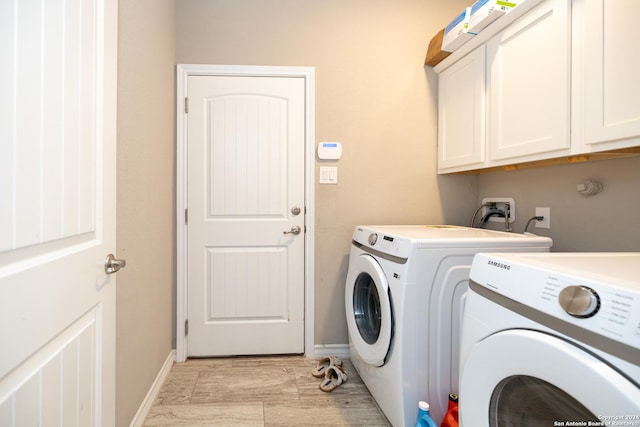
[535, 207, 550, 229]
[481, 197, 515, 223]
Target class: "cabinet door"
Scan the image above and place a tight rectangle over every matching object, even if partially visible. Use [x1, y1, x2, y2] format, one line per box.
[438, 47, 486, 173]
[581, 0, 640, 150]
[487, 0, 571, 162]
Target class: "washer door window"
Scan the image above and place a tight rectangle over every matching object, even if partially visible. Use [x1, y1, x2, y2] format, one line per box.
[353, 272, 382, 345]
[489, 375, 596, 425]
[459, 329, 640, 427]
[345, 254, 392, 366]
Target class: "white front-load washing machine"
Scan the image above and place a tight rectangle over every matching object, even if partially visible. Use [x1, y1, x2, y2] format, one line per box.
[344, 225, 553, 427]
[460, 252, 640, 427]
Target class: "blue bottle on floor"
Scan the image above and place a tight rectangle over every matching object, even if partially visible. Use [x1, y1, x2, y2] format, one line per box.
[415, 401, 438, 427]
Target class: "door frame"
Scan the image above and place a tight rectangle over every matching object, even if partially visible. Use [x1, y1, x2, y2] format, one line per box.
[175, 64, 315, 362]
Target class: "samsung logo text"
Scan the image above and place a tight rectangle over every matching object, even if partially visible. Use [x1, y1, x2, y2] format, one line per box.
[488, 260, 511, 270]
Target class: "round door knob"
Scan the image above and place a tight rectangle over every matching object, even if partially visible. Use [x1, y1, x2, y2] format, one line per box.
[283, 225, 301, 235]
[105, 254, 127, 274]
[291, 206, 301, 215]
[558, 285, 600, 318]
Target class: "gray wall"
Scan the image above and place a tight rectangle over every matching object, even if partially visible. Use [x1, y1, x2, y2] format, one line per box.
[116, 0, 176, 425]
[176, 0, 476, 346]
[478, 156, 640, 251]
[114, 1, 640, 425]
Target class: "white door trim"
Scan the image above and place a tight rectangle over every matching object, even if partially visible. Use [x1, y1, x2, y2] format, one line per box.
[175, 64, 315, 362]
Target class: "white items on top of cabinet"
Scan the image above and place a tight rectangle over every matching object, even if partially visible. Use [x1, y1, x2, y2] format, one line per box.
[435, 0, 640, 174]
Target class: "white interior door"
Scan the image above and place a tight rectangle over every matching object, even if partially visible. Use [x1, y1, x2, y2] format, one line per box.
[0, 0, 118, 425]
[187, 74, 305, 356]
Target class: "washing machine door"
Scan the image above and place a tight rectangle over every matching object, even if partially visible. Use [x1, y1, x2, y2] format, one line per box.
[345, 253, 393, 367]
[459, 329, 640, 426]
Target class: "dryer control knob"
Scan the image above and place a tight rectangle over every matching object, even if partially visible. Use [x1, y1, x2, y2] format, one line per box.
[559, 285, 600, 318]
[368, 233, 378, 246]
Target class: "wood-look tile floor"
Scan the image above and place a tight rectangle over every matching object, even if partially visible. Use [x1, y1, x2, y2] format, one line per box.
[143, 355, 391, 427]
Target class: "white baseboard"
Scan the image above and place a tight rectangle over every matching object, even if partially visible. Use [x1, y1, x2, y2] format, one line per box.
[310, 344, 350, 360]
[129, 349, 175, 427]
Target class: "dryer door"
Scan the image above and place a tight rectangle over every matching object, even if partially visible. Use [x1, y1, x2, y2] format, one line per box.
[345, 254, 393, 366]
[459, 329, 640, 426]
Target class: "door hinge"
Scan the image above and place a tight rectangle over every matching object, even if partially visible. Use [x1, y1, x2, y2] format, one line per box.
[185, 208, 188, 224]
[185, 319, 189, 336]
[185, 97, 189, 113]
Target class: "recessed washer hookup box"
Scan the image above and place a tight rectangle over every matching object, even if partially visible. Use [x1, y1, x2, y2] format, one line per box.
[467, 0, 519, 34]
[441, 7, 475, 53]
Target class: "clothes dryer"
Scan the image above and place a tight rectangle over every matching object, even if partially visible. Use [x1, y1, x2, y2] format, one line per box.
[344, 225, 552, 427]
[460, 252, 640, 427]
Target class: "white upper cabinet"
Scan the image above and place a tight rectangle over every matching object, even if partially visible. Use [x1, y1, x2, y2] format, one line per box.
[576, 0, 640, 151]
[487, 0, 571, 163]
[438, 46, 486, 172]
[435, 0, 640, 173]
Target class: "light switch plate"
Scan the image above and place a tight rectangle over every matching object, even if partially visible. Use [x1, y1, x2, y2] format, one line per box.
[319, 166, 338, 184]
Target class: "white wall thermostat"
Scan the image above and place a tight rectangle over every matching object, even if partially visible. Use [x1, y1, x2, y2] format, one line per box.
[317, 142, 342, 160]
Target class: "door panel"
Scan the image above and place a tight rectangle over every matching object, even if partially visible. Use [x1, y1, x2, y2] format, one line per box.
[187, 75, 305, 356]
[488, 0, 571, 161]
[0, 0, 117, 424]
[438, 46, 486, 172]
[207, 94, 287, 217]
[582, 0, 640, 147]
[0, 308, 99, 426]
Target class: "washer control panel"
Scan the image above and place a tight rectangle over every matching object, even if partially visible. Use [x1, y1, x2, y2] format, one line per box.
[558, 285, 601, 318]
[377, 235, 399, 252]
[470, 253, 640, 350]
[368, 233, 378, 246]
[352, 227, 412, 258]
[367, 232, 401, 252]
